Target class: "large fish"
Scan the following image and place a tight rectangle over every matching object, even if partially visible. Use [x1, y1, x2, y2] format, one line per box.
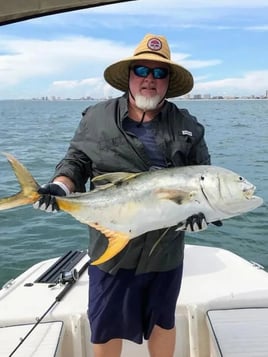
[0, 153, 263, 265]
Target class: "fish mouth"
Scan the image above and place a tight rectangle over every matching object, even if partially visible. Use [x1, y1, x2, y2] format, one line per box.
[243, 185, 255, 199]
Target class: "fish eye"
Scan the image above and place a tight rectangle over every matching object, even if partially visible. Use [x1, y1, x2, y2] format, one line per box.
[239, 176, 244, 181]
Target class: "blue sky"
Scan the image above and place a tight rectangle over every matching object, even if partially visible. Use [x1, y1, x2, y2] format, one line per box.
[0, 0, 268, 99]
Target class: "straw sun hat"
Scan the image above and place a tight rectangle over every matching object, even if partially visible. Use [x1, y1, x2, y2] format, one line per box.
[104, 33, 194, 98]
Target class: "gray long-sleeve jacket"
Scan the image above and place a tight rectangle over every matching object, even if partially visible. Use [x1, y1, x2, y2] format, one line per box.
[53, 95, 210, 275]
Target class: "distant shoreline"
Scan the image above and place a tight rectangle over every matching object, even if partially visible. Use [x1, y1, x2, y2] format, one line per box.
[0, 97, 268, 102]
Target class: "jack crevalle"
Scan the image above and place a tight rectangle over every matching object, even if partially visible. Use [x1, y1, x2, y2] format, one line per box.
[0, 153, 263, 265]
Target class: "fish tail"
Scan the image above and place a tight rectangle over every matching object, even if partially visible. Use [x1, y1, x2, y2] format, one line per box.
[0, 153, 41, 211]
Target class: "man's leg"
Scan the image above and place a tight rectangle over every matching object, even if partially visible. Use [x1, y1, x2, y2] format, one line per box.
[147, 325, 176, 357]
[93, 339, 123, 357]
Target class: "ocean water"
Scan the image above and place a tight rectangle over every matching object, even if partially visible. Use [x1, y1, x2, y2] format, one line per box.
[0, 99, 267, 287]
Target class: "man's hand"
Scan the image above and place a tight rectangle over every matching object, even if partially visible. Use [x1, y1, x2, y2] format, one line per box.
[33, 182, 69, 212]
[177, 212, 223, 232]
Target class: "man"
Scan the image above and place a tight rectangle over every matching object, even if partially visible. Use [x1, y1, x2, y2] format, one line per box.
[35, 34, 212, 357]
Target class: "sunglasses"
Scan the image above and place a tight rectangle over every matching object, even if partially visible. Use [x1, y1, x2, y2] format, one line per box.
[132, 65, 169, 79]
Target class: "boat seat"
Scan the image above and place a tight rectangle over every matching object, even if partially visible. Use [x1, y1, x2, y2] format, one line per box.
[206, 308, 268, 357]
[0, 321, 64, 357]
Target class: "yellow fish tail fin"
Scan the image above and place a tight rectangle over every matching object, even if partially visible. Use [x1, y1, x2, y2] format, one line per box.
[90, 223, 130, 265]
[0, 153, 40, 211]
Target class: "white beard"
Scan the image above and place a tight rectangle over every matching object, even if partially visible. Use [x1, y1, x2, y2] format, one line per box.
[134, 94, 162, 111]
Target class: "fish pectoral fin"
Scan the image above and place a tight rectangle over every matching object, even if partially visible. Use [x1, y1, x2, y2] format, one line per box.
[90, 223, 130, 265]
[155, 188, 194, 205]
[92, 172, 142, 186]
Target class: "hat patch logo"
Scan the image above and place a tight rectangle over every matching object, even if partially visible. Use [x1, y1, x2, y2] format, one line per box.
[147, 38, 162, 51]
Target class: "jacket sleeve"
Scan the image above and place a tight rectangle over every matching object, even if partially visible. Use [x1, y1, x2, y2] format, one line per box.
[181, 109, 211, 165]
[188, 128, 211, 165]
[52, 112, 93, 193]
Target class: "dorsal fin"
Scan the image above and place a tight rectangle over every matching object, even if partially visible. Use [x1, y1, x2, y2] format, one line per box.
[92, 172, 142, 186]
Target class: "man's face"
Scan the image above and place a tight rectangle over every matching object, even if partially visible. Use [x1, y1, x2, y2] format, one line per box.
[129, 60, 170, 111]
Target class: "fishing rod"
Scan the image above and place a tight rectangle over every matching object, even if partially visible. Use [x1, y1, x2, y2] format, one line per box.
[9, 258, 90, 357]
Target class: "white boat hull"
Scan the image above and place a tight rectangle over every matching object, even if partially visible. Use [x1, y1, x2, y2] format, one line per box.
[1, 244, 268, 356]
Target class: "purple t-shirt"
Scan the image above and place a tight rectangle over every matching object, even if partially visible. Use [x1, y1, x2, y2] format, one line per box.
[123, 117, 167, 169]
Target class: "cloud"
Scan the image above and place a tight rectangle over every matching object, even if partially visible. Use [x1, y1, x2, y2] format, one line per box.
[0, 34, 221, 98]
[193, 70, 268, 96]
[245, 26, 268, 31]
[0, 2, 267, 100]
[176, 58, 222, 70]
[49, 77, 118, 98]
[49, 70, 268, 99]
[27, 0, 268, 35]
[0, 36, 125, 85]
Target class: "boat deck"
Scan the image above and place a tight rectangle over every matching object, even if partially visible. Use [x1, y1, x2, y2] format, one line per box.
[1, 244, 268, 356]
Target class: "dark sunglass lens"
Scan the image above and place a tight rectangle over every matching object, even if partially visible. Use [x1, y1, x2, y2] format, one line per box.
[132, 66, 168, 79]
[133, 66, 149, 77]
[153, 68, 169, 79]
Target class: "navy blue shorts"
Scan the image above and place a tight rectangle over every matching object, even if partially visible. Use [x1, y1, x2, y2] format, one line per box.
[87, 264, 183, 344]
